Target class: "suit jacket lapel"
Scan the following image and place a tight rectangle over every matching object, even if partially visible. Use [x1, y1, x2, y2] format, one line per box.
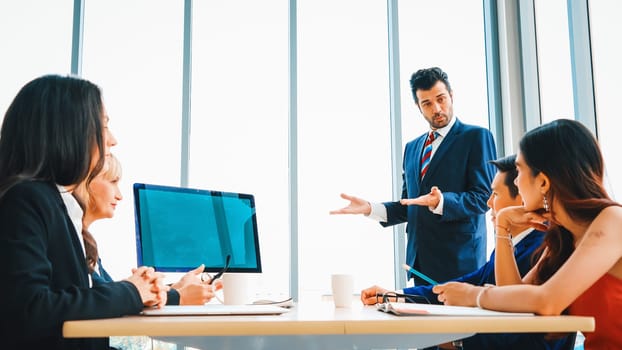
[422, 119, 463, 182]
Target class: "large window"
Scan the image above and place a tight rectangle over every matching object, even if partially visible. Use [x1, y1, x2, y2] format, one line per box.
[81, 0, 184, 279]
[534, 0, 575, 123]
[398, 0, 489, 142]
[297, 0, 394, 298]
[590, 1, 622, 201]
[189, 0, 290, 299]
[0, 0, 73, 123]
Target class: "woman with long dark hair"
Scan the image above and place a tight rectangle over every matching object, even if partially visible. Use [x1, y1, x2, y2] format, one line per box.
[433, 119, 622, 349]
[0, 75, 167, 350]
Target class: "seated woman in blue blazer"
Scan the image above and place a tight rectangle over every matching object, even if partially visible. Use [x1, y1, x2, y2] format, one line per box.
[73, 154, 223, 305]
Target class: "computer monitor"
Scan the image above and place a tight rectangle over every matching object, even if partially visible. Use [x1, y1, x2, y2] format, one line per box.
[133, 183, 262, 273]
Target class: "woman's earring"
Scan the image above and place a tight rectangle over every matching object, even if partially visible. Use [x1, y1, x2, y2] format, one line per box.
[543, 195, 549, 212]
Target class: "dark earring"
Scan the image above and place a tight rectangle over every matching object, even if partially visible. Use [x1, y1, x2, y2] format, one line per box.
[543, 195, 549, 212]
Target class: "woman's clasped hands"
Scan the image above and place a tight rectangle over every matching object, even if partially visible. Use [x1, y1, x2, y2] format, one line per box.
[126, 266, 168, 308]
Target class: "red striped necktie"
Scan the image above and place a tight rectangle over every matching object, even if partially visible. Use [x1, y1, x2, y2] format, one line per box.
[420, 131, 437, 179]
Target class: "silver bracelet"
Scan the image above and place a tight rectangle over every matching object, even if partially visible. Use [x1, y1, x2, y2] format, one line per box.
[495, 234, 513, 241]
[495, 225, 510, 233]
[476, 286, 493, 309]
[495, 234, 513, 249]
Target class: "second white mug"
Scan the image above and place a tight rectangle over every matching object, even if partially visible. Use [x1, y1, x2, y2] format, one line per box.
[331, 274, 354, 308]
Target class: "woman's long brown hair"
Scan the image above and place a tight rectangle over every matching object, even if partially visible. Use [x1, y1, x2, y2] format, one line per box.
[519, 119, 620, 285]
[73, 154, 122, 273]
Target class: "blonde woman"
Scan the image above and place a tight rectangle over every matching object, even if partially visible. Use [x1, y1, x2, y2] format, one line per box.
[74, 154, 222, 305]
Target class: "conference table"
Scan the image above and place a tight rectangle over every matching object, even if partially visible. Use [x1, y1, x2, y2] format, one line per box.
[63, 301, 594, 350]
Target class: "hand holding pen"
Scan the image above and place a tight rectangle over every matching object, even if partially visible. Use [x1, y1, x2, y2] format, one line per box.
[169, 261, 227, 305]
[360, 285, 391, 305]
[200, 254, 231, 285]
[208, 254, 231, 285]
[194, 255, 230, 304]
[361, 265, 437, 305]
[402, 264, 438, 285]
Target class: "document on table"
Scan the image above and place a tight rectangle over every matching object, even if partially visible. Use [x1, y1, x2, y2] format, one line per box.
[142, 304, 290, 316]
[377, 302, 534, 316]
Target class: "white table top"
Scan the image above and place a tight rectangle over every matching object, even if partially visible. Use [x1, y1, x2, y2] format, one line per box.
[63, 301, 595, 338]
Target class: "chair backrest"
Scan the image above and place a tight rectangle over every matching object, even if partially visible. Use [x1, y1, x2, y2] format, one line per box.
[554, 331, 578, 350]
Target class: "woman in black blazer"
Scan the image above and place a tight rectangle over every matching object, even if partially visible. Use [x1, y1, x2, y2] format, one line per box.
[0, 75, 167, 350]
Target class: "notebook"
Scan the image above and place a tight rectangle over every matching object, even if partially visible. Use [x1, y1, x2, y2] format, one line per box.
[377, 302, 534, 316]
[142, 304, 290, 316]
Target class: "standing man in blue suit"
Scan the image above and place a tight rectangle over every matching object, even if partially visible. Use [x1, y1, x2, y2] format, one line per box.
[331, 67, 497, 284]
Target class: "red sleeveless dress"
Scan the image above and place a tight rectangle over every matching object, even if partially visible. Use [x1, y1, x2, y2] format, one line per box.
[568, 273, 622, 349]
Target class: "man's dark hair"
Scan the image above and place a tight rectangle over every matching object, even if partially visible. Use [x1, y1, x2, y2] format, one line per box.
[409, 67, 452, 104]
[489, 154, 519, 198]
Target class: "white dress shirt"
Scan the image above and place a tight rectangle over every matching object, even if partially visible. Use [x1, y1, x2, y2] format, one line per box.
[368, 117, 458, 222]
[57, 185, 91, 286]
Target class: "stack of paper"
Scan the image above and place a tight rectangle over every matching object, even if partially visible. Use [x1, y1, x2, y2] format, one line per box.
[377, 302, 534, 316]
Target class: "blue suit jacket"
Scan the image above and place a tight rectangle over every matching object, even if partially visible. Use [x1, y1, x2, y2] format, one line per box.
[383, 118, 497, 283]
[403, 230, 573, 350]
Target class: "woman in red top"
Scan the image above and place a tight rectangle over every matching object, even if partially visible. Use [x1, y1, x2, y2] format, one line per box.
[433, 119, 622, 349]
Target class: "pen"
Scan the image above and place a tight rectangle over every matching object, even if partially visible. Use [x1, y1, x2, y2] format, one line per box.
[401, 264, 438, 285]
[207, 254, 231, 285]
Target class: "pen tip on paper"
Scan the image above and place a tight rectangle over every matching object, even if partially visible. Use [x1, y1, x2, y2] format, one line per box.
[401, 264, 410, 270]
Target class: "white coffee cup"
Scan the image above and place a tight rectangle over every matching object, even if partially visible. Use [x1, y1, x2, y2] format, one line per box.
[222, 273, 249, 305]
[331, 274, 354, 308]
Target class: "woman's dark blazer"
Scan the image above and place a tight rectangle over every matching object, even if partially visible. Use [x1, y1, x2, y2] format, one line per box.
[0, 181, 144, 350]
